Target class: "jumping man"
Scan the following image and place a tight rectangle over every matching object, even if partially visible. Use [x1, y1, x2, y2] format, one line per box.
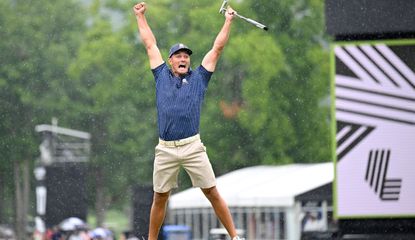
[133, 2, 243, 240]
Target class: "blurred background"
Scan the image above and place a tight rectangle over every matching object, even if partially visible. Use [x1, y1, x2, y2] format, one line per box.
[0, 0, 332, 239]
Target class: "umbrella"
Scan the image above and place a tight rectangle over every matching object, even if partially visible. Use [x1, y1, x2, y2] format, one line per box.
[59, 217, 87, 231]
[89, 228, 112, 239]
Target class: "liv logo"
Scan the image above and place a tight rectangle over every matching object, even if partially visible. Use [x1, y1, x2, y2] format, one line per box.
[364, 149, 402, 201]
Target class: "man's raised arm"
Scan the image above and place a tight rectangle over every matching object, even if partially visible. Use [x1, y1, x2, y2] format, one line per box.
[133, 2, 163, 69]
[201, 7, 236, 72]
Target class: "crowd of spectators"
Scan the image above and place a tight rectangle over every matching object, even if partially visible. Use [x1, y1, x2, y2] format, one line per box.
[30, 217, 140, 240]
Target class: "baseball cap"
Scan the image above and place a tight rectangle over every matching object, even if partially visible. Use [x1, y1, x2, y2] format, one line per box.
[168, 43, 192, 58]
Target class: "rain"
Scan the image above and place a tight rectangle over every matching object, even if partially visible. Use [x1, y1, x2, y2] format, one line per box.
[1, 0, 414, 240]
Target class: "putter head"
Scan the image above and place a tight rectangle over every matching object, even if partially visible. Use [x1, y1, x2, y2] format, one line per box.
[219, 0, 228, 14]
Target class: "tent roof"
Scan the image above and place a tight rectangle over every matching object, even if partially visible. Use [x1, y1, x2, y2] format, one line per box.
[169, 162, 333, 209]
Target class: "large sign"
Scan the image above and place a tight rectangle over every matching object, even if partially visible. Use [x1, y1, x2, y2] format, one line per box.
[332, 40, 415, 218]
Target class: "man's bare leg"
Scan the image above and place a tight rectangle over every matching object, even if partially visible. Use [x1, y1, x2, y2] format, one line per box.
[148, 191, 170, 240]
[202, 186, 237, 238]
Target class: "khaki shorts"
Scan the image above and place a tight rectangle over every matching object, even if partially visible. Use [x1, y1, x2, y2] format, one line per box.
[153, 135, 216, 193]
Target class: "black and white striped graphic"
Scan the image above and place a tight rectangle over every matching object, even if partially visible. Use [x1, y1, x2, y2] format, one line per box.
[335, 45, 415, 127]
[365, 149, 402, 201]
[334, 41, 415, 217]
[335, 44, 415, 161]
[336, 121, 374, 161]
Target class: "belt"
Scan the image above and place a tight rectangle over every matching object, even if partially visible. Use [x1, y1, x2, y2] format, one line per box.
[159, 134, 200, 147]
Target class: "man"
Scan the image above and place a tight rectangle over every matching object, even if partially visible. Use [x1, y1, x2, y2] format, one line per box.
[133, 2, 243, 240]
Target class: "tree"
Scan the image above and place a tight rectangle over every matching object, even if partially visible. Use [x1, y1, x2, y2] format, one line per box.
[66, 16, 158, 224]
[182, 0, 331, 173]
[0, 0, 86, 236]
[83, 0, 332, 192]
[0, 0, 332, 232]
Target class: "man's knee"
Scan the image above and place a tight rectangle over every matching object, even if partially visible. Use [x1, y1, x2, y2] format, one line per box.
[201, 186, 220, 201]
[153, 191, 170, 205]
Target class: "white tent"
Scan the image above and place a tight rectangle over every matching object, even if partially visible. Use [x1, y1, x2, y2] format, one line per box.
[169, 162, 334, 209]
[168, 162, 334, 239]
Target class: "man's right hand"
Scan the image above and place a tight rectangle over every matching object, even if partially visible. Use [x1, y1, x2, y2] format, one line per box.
[133, 2, 146, 16]
[225, 6, 236, 21]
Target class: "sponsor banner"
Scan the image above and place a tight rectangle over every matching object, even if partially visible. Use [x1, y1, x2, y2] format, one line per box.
[333, 40, 415, 218]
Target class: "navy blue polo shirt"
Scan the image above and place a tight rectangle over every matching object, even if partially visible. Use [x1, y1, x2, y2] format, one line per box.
[152, 62, 213, 141]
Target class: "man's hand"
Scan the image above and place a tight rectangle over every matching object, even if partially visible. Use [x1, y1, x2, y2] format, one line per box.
[225, 6, 236, 21]
[201, 6, 235, 72]
[133, 2, 146, 17]
[133, 1, 163, 69]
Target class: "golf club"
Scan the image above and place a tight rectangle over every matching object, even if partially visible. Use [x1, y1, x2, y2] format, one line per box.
[219, 0, 268, 31]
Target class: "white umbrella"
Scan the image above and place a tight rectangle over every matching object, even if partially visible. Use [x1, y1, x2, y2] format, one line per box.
[59, 217, 87, 231]
[89, 228, 112, 239]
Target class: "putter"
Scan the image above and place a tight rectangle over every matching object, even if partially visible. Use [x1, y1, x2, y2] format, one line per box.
[219, 0, 268, 31]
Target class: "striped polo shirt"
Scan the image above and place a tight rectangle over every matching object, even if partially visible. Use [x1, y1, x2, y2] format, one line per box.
[152, 62, 213, 141]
